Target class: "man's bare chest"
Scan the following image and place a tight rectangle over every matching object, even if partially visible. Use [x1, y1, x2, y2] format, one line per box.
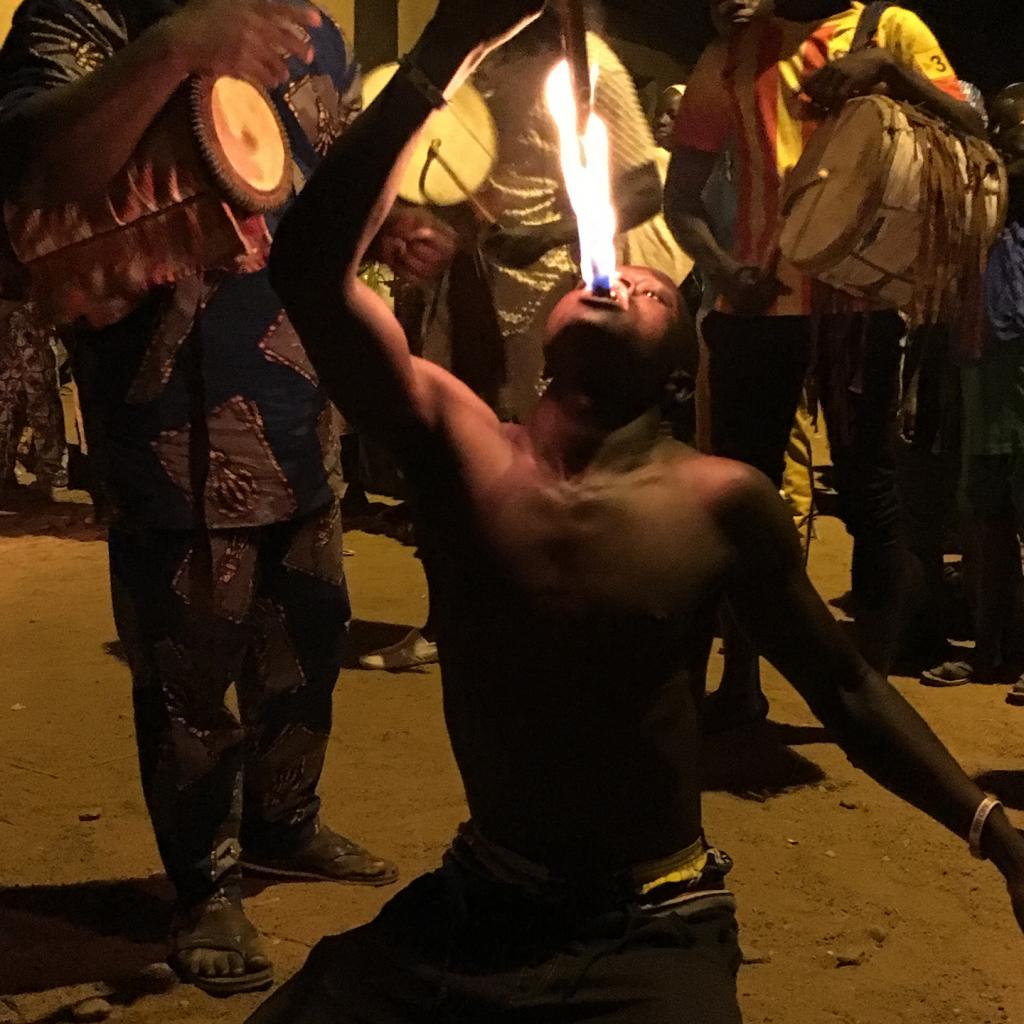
[466, 468, 731, 619]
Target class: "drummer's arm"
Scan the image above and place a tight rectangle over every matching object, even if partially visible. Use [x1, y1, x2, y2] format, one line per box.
[0, 22, 187, 202]
[0, 1, 318, 204]
[664, 147, 736, 286]
[882, 60, 985, 137]
[662, 41, 737, 283]
[269, 24, 502, 448]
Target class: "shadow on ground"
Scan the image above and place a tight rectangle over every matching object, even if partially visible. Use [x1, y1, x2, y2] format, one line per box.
[0, 875, 283, 1004]
[702, 721, 830, 801]
[0, 876, 171, 997]
[0, 490, 103, 543]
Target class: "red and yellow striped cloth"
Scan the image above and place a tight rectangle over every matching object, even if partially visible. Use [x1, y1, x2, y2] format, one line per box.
[674, 3, 965, 316]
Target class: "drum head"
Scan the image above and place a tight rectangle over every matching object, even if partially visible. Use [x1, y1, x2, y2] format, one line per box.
[780, 97, 899, 274]
[191, 76, 292, 214]
[362, 63, 497, 207]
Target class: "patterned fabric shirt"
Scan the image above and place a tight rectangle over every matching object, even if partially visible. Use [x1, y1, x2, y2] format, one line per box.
[0, 0, 361, 528]
[673, 3, 965, 317]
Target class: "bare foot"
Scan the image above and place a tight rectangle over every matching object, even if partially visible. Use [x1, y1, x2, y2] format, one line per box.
[171, 890, 272, 996]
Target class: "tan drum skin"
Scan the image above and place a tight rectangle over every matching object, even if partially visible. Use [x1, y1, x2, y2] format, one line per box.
[780, 94, 1007, 311]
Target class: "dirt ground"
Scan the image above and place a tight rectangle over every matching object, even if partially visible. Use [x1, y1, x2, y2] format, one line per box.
[1, 483, 1022, 1024]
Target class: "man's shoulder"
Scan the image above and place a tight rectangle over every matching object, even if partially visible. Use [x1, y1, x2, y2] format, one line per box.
[666, 446, 771, 512]
[877, 3, 938, 39]
[6, 0, 130, 34]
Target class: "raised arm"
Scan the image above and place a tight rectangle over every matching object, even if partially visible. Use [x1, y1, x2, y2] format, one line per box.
[0, 0, 319, 203]
[268, 1, 544, 453]
[718, 466, 1024, 925]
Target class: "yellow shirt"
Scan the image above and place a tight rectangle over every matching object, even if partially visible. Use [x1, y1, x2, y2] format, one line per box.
[674, 3, 965, 316]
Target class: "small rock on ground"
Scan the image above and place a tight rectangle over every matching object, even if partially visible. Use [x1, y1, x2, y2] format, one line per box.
[71, 997, 112, 1022]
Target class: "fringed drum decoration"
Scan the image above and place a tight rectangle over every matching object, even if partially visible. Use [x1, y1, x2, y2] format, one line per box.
[779, 94, 1008, 355]
[3, 74, 293, 328]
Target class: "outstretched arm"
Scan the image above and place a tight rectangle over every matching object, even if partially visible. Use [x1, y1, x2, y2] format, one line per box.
[269, 1, 544, 452]
[718, 466, 1024, 923]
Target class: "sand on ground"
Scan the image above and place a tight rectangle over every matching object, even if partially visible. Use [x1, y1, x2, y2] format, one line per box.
[0, 491, 1021, 1024]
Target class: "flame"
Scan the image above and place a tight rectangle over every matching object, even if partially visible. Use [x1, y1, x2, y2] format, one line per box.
[545, 60, 618, 292]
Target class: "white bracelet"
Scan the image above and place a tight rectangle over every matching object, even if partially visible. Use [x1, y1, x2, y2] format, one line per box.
[969, 796, 1002, 860]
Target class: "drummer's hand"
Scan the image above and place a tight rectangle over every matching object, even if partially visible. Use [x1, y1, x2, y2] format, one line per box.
[167, 0, 321, 89]
[377, 208, 459, 283]
[716, 263, 788, 316]
[804, 48, 895, 114]
[482, 225, 557, 269]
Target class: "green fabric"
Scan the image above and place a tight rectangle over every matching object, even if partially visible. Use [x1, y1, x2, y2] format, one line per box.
[962, 337, 1024, 456]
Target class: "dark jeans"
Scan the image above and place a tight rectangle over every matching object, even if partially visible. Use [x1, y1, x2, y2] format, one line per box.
[108, 502, 350, 906]
[704, 310, 906, 669]
[247, 860, 743, 1024]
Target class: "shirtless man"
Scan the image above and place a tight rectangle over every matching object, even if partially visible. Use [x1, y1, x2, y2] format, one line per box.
[252, 3, 1024, 1020]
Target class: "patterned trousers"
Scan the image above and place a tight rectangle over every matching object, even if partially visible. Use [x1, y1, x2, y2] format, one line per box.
[0, 302, 65, 485]
[108, 502, 351, 906]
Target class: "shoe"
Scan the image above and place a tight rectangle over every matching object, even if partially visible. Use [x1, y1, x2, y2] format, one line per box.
[921, 660, 1010, 687]
[359, 629, 438, 671]
[920, 660, 973, 687]
[170, 888, 273, 996]
[241, 824, 398, 886]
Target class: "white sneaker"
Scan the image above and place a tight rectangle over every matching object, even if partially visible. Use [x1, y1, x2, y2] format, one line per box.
[359, 629, 438, 672]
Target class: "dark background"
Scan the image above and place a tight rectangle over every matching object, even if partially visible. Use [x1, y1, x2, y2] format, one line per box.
[601, 0, 1021, 96]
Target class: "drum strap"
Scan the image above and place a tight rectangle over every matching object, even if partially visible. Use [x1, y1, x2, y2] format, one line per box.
[851, 1, 894, 52]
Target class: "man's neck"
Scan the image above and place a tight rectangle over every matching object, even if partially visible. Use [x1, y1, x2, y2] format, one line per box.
[775, 0, 851, 21]
[527, 396, 662, 479]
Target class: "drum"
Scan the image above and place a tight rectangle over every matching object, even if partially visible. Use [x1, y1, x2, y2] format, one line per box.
[362, 62, 496, 209]
[779, 94, 1007, 314]
[190, 75, 292, 213]
[3, 74, 293, 328]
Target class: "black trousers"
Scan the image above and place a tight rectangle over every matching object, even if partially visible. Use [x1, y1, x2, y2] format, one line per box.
[108, 502, 350, 905]
[704, 311, 906, 666]
[247, 859, 743, 1024]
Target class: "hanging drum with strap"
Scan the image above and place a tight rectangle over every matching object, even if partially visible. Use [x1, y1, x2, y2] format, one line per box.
[3, 74, 293, 328]
[778, 0, 1007, 328]
[779, 94, 1006, 311]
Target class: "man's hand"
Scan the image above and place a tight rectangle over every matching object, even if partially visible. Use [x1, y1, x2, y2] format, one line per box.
[376, 208, 459, 284]
[804, 48, 895, 114]
[164, 0, 321, 90]
[715, 263, 788, 316]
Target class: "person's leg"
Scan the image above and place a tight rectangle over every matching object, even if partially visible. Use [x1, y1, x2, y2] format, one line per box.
[237, 501, 397, 884]
[502, 896, 743, 1024]
[1005, 454, 1024, 704]
[245, 872, 451, 1024]
[107, 524, 271, 992]
[703, 312, 811, 729]
[818, 313, 906, 676]
[359, 533, 439, 672]
[898, 441, 961, 669]
[782, 389, 815, 562]
[0, 332, 20, 490]
[20, 324, 67, 489]
[338, 432, 369, 513]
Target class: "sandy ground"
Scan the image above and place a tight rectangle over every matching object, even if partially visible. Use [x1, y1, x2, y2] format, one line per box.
[0, 487, 1023, 1024]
